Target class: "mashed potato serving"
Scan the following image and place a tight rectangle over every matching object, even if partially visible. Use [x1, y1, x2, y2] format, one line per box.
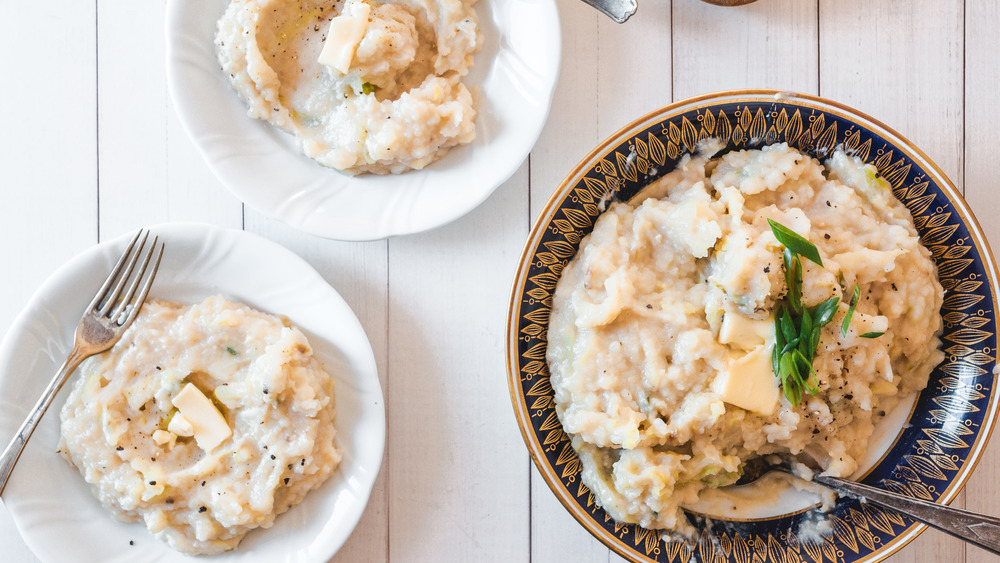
[215, 0, 482, 175]
[546, 143, 944, 534]
[58, 295, 341, 555]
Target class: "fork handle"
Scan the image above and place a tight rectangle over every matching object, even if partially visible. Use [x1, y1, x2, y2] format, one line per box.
[0, 349, 86, 497]
[816, 474, 1000, 556]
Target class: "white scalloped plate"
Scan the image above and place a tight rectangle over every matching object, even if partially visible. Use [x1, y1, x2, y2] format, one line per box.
[0, 223, 384, 563]
[165, 0, 560, 241]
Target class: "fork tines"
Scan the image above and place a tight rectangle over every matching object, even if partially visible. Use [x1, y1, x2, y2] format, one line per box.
[89, 229, 165, 327]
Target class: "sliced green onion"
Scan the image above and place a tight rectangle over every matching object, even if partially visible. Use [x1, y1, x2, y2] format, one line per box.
[860, 331, 885, 339]
[841, 285, 860, 337]
[768, 219, 824, 267]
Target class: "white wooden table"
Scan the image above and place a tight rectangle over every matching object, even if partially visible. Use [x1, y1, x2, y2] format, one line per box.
[2, 0, 998, 561]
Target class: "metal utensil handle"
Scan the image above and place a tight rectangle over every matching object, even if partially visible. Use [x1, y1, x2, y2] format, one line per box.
[817, 475, 1000, 556]
[581, 0, 637, 23]
[0, 351, 85, 496]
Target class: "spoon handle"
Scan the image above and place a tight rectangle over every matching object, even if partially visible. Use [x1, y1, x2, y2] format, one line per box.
[816, 475, 1000, 556]
[580, 0, 637, 23]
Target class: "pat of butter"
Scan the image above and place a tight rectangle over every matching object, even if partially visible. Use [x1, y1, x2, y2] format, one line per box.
[172, 383, 232, 451]
[317, 1, 371, 74]
[712, 345, 779, 416]
[167, 412, 194, 437]
[718, 312, 774, 351]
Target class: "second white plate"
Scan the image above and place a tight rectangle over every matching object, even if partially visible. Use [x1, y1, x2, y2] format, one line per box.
[165, 0, 560, 241]
[0, 223, 384, 563]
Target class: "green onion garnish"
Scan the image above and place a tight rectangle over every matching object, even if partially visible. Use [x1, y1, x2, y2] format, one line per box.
[770, 221, 840, 407]
[768, 218, 824, 267]
[841, 285, 860, 337]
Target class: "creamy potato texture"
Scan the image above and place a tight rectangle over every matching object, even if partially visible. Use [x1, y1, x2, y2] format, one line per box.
[546, 143, 944, 533]
[58, 296, 341, 555]
[215, 0, 482, 175]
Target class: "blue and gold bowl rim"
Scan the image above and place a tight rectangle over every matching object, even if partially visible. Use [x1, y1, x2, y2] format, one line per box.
[506, 89, 1000, 563]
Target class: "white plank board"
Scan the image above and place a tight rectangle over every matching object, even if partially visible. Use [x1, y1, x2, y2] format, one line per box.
[386, 165, 531, 562]
[961, 2, 1000, 561]
[819, 1, 966, 561]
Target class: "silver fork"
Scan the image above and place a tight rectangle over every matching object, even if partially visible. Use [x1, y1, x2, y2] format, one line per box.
[0, 229, 164, 496]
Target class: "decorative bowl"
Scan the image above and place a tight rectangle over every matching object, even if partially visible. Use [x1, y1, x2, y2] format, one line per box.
[506, 90, 1000, 562]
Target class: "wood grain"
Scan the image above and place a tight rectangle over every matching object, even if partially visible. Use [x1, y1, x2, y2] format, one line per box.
[2, 1, 1000, 562]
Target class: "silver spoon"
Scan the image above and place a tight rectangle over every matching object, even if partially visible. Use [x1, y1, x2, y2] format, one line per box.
[582, 0, 637, 23]
[737, 457, 1000, 556]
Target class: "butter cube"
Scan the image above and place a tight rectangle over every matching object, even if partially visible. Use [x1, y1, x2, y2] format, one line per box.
[712, 345, 779, 416]
[317, 0, 371, 74]
[171, 383, 232, 451]
[718, 312, 774, 351]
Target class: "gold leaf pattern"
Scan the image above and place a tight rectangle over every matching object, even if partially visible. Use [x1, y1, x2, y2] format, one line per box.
[854, 137, 873, 161]
[784, 110, 803, 146]
[874, 149, 894, 169]
[855, 527, 878, 552]
[944, 328, 992, 346]
[907, 193, 937, 217]
[943, 293, 985, 310]
[667, 141, 680, 160]
[954, 280, 985, 294]
[923, 208, 950, 228]
[945, 344, 976, 357]
[939, 362, 987, 377]
[525, 287, 550, 302]
[750, 108, 767, 141]
[582, 177, 608, 200]
[921, 224, 960, 246]
[908, 480, 935, 501]
[634, 137, 648, 160]
[596, 157, 617, 177]
[561, 208, 593, 229]
[964, 352, 994, 365]
[740, 106, 753, 130]
[909, 180, 929, 198]
[863, 505, 897, 536]
[732, 125, 745, 146]
[931, 453, 960, 471]
[668, 121, 681, 145]
[682, 116, 699, 152]
[923, 428, 970, 449]
[616, 151, 637, 183]
[843, 128, 861, 152]
[932, 395, 980, 415]
[719, 533, 733, 557]
[831, 515, 859, 554]
[523, 309, 552, 326]
[801, 539, 823, 563]
[775, 109, 789, 132]
[942, 244, 971, 259]
[716, 110, 733, 142]
[904, 454, 949, 480]
[816, 122, 838, 154]
[530, 396, 553, 410]
[525, 377, 552, 397]
[703, 109, 717, 135]
[520, 323, 545, 337]
[767, 534, 787, 563]
[700, 528, 722, 563]
[648, 132, 666, 166]
[521, 342, 546, 360]
[733, 532, 752, 563]
[936, 258, 974, 278]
